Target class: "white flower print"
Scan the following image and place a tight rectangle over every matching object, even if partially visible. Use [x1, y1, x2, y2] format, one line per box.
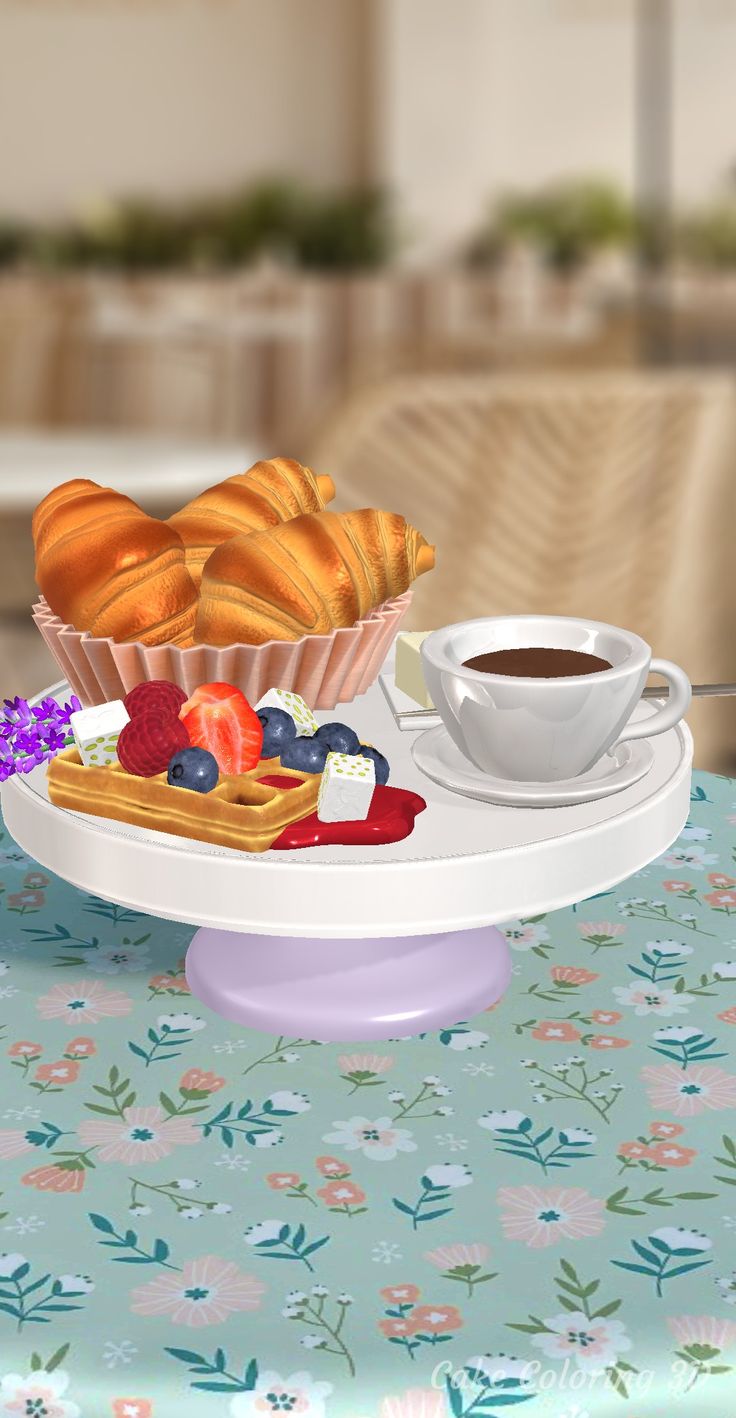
[102, 1340, 138, 1369]
[479, 1109, 531, 1132]
[531, 1312, 632, 1372]
[87, 943, 151, 974]
[372, 1240, 402, 1264]
[214, 1152, 251, 1172]
[652, 1025, 704, 1043]
[322, 1116, 417, 1161]
[212, 1039, 250, 1055]
[443, 1029, 488, 1050]
[715, 1272, 736, 1304]
[649, 1226, 712, 1253]
[613, 984, 694, 1016]
[0, 962, 9, 975]
[0, 1369, 80, 1418]
[679, 823, 712, 841]
[0, 1253, 27, 1278]
[463, 1061, 495, 1077]
[57, 1273, 95, 1294]
[713, 961, 736, 979]
[156, 1012, 206, 1032]
[265, 1090, 311, 1114]
[663, 844, 718, 870]
[244, 1220, 287, 1246]
[424, 1162, 473, 1189]
[434, 1132, 469, 1152]
[229, 1370, 333, 1418]
[502, 922, 551, 952]
[3, 1216, 45, 1236]
[647, 939, 693, 958]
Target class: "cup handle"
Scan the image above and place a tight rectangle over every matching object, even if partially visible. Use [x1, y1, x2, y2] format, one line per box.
[613, 658, 692, 746]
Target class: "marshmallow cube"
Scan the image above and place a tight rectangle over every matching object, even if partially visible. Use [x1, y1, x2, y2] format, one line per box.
[317, 752, 376, 823]
[254, 688, 319, 738]
[70, 700, 130, 767]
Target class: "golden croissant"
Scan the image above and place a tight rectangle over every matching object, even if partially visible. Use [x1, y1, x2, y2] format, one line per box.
[167, 457, 336, 588]
[32, 478, 198, 646]
[194, 508, 436, 646]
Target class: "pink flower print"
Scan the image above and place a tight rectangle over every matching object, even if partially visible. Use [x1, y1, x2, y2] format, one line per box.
[708, 872, 736, 889]
[424, 1242, 490, 1269]
[37, 979, 132, 1023]
[576, 921, 625, 938]
[0, 1130, 35, 1160]
[130, 1255, 264, 1326]
[667, 1315, 736, 1349]
[77, 1106, 199, 1164]
[532, 1312, 632, 1372]
[497, 1185, 606, 1248]
[705, 890, 736, 908]
[641, 1064, 736, 1116]
[112, 1403, 152, 1418]
[377, 1392, 445, 1418]
[338, 1053, 394, 1074]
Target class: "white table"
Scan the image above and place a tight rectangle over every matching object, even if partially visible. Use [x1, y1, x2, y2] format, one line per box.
[0, 671, 693, 1041]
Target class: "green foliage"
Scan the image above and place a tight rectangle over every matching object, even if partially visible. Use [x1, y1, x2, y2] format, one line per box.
[678, 199, 736, 269]
[0, 181, 395, 273]
[469, 176, 635, 271]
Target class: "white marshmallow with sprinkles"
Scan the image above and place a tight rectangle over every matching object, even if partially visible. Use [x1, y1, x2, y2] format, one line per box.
[317, 751, 375, 822]
[254, 688, 319, 738]
[70, 700, 130, 767]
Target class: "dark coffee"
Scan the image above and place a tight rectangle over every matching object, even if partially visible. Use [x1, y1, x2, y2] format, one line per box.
[462, 647, 613, 678]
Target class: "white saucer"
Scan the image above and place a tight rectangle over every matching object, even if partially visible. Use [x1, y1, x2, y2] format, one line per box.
[411, 723, 655, 807]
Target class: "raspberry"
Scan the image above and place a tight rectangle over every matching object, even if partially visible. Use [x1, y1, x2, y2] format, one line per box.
[117, 711, 190, 778]
[124, 680, 188, 721]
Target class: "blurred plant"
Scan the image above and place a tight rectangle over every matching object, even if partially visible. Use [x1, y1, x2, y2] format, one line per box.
[677, 199, 736, 269]
[468, 176, 635, 271]
[0, 180, 395, 273]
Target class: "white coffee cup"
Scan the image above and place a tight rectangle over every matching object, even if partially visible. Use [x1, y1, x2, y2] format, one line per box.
[421, 615, 692, 782]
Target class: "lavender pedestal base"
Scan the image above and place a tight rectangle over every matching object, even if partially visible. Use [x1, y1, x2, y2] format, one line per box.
[184, 925, 512, 1041]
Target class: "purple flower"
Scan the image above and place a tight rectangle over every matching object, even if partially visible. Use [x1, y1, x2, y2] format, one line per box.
[0, 721, 14, 741]
[41, 727, 67, 754]
[33, 698, 62, 722]
[0, 760, 14, 782]
[2, 697, 31, 728]
[53, 696, 81, 727]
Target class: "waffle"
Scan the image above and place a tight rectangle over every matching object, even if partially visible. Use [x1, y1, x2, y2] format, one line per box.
[46, 747, 321, 853]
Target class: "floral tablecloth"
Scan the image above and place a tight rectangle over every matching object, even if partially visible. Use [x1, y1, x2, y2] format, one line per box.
[0, 771, 735, 1418]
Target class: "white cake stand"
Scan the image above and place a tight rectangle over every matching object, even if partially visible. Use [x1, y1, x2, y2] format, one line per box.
[0, 674, 693, 1041]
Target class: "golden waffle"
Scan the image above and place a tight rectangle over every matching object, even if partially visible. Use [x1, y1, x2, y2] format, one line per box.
[46, 747, 320, 853]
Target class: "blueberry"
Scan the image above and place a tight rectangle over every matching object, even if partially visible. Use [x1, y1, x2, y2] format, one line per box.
[357, 744, 390, 785]
[280, 735, 329, 774]
[167, 747, 219, 793]
[257, 706, 297, 759]
[315, 721, 360, 755]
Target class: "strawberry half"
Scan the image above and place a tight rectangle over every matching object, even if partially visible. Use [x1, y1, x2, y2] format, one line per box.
[179, 682, 263, 775]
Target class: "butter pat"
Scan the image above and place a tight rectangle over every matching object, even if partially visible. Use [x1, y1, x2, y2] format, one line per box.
[70, 700, 130, 767]
[317, 752, 375, 822]
[254, 688, 319, 738]
[395, 632, 434, 709]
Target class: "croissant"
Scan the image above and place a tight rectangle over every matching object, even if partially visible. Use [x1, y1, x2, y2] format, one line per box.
[194, 508, 435, 646]
[167, 457, 336, 588]
[33, 479, 198, 646]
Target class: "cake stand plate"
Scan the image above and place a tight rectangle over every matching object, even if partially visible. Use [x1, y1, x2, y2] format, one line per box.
[1, 677, 693, 1040]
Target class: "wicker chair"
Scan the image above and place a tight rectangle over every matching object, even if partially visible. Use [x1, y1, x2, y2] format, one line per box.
[309, 370, 736, 771]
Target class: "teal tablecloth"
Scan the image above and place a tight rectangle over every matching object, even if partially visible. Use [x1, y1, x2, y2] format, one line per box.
[0, 771, 735, 1418]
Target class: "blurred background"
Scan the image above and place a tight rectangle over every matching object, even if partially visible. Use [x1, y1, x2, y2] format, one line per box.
[0, 0, 734, 768]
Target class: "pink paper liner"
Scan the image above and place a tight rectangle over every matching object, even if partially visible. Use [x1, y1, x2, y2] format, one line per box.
[32, 592, 411, 709]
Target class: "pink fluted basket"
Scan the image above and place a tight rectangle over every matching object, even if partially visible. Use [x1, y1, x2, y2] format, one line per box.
[32, 592, 411, 710]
